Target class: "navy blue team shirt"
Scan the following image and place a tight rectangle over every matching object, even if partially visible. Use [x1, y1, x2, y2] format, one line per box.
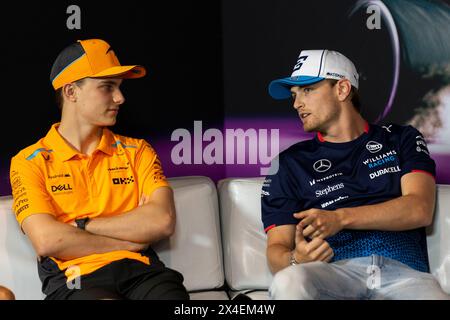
[261, 122, 435, 272]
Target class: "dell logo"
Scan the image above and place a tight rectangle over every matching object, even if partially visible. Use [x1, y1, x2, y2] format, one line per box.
[51, 184, 73, 192]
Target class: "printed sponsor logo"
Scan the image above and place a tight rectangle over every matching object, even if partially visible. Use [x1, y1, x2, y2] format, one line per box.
[48, 173, 71, 179]
[261, 179, 271, 197]
[366, 141, 383, 153]
[263, 179, 272, 188]
[315, 183, 345, 198]
[367, 156, 397, 169]
[363, 150, 397, 166]
[12, 176, 22, 189]
[13, 187, 26, 197]
[321, 195, 349, 208]
[14, 192, 27, 200]
[15, 198, 28, 209]
[313, 159, 332, 173]
[415, 135, 430, 155]
[416, 146, 429, 155]
[382, 125, 392, 133]
[51, 184, 73, 192]
[16, 204, 29, 216]
[293, 55, 308, 71]
[369, 166, 401, 179]
[112, 176, 135, 185]
[309, 172, 343, 186]
[108, 166, 129, 172]
[326, 72, 344, 79]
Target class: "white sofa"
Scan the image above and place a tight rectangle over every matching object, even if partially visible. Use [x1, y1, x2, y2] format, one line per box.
[1, 176, 449, 299]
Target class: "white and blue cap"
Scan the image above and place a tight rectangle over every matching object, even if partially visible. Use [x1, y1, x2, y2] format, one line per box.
[268, 49, 359, 99]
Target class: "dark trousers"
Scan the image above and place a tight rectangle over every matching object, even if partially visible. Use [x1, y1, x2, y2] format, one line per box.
[45, 258, 189, 300]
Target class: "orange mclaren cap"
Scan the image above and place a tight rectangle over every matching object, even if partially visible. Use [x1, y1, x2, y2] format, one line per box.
[50, 39, 146, 90]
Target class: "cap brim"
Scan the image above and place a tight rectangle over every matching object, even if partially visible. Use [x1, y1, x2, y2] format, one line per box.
[268, 76, 325, 99]
[91, 65, 146, 79]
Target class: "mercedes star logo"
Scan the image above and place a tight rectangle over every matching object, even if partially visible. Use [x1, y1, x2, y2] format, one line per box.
[313, 159, 332, 173]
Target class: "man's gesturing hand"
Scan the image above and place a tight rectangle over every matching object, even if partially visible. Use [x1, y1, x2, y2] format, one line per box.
[293, 223, 334, 264]
[294, 208, 344, 239]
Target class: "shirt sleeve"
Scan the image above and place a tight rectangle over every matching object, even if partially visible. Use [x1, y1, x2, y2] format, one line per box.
[135, 141, 170, 197]
[399, 125, 436, 178]
[10, 155, 56, 227]
[261, 155, 303, 233]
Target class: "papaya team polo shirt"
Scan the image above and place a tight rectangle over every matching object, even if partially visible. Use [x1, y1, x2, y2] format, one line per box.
[10, 123, 169, 294]
[262, 123, 435, 272]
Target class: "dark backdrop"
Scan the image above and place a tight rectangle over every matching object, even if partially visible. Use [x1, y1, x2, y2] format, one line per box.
[1, 0, 449, 195]
[0, 0, 224, 194]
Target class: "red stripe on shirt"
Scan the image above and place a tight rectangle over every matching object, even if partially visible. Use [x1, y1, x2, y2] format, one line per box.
[411, 170, 435, 180]
[264, 224, 276, 233]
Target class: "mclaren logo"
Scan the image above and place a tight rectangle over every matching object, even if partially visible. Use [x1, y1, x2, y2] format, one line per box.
[112, 176, 135, 185]
[366, 141, 382, 153]
[51, 184, 73, 192]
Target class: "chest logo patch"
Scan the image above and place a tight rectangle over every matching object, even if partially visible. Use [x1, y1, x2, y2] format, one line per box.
[112, 176, 135, 185]
[313, 159, 332, 173]
[366, 141, 383, 153]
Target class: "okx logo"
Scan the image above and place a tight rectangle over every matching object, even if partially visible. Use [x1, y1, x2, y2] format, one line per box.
[51, 184, 73, 193]
[112, 176, 135, 185]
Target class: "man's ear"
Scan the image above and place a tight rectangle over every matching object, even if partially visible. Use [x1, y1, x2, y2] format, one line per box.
[335, 79, 352, 102]
[62, 83, 77, 103]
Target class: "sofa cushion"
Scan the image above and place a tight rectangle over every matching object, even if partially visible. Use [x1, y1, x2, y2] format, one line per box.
[218, 178, 272, 291]
[426, 184, 450, 293]
[0, 176, 225, 299]
[0, 196, 44, 299]
[219, 178, 450, 295]
[154, 176, 225, 292]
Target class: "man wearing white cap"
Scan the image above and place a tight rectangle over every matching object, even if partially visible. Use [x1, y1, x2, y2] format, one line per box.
[261, 49, 449, 299]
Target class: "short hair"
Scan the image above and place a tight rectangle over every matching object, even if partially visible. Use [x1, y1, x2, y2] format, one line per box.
[54, 78, 86, 111]
[327, 79, 361, 113]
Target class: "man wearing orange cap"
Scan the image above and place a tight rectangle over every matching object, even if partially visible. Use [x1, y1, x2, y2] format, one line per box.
[9, 39, 189, 300]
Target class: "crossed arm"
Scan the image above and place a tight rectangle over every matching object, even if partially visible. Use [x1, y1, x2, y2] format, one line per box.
[266, 172, 435, 273]
[22, 186, 176, 261]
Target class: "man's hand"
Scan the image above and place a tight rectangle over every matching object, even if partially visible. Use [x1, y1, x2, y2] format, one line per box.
[294, 208, 344, 239]
[292, 223, 334, 263]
